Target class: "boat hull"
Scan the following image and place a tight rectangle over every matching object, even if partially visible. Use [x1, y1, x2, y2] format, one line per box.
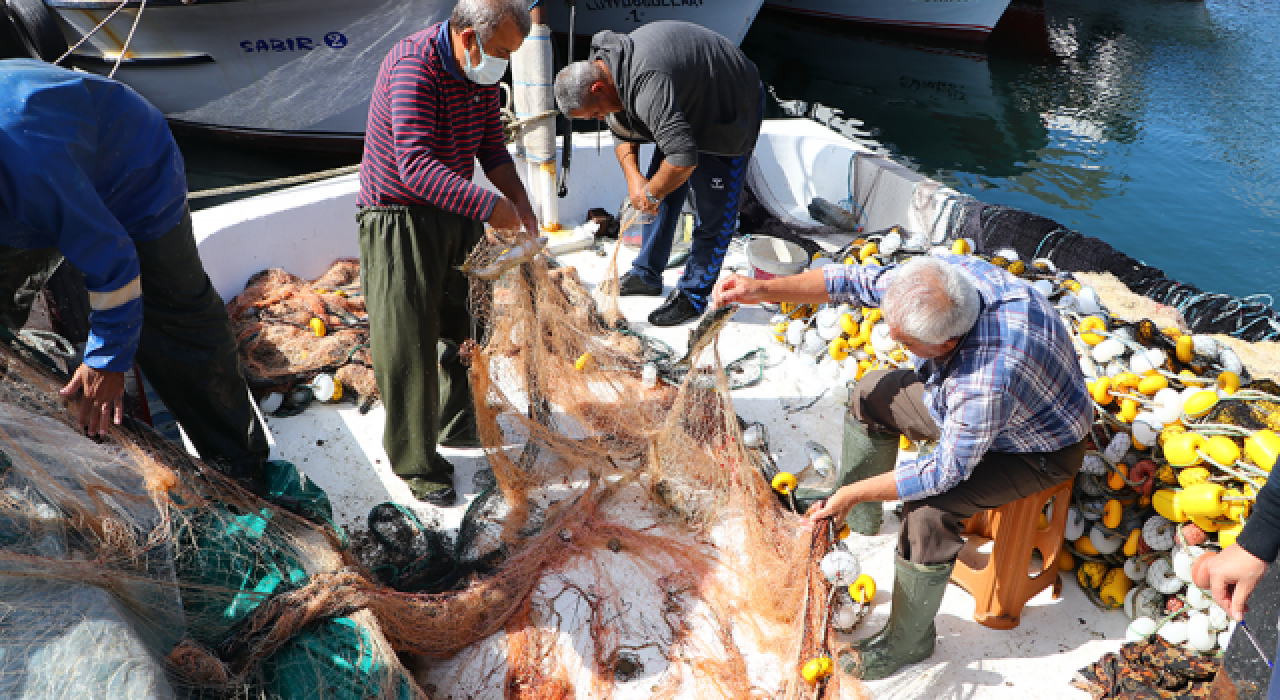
[761, 0, 1012, 41]
[47, 0, 763, 150]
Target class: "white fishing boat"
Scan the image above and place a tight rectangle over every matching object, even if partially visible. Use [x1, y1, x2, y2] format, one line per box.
[189, 118, 1136, 698]
[2, 0, 763, 150]
[761, 0, 1013, 42]
[541, 0, 765, 45]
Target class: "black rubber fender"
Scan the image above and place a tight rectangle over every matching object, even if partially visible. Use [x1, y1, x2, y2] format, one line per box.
[0, 8, 26, 58]
[5, 0, 67, 62]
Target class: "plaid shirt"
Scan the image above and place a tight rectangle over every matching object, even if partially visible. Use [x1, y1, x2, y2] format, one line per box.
[824, 255, 1091, 501]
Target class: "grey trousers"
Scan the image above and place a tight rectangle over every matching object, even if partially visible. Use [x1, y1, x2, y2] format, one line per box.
[852, 369, 1084, 566]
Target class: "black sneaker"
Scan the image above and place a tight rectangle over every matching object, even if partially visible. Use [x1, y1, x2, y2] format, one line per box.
[648, 290, 700, 326]
[618, 272, 663, 297]
[402, 477, 458, 506]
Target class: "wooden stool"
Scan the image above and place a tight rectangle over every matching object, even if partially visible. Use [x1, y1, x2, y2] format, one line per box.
[950, 477, 1075, 630]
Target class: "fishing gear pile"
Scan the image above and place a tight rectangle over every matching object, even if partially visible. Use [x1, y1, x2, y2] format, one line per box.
[227, 259, 377, 408]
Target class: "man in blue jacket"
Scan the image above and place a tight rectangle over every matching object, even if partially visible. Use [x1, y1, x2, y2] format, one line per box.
[0, 59, 268, 490]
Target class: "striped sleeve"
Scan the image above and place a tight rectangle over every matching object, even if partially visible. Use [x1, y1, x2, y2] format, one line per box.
[476, 86, 515, 174]
[388, 56, 498, 220]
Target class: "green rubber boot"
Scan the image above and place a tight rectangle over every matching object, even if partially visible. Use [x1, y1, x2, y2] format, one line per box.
[841, 415, 900, 535]
[841, 551, 953, 680]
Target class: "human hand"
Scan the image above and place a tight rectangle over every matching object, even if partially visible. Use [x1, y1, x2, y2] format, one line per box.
[516, 201, 540, 239]
[805, 485, 859, 525]
[487, 197, 523, 234]
[627, 178, 659, 216]
[1193, 544, 1268, 620]
[60, 364, 126, 436]
[712, 272, 768, 308]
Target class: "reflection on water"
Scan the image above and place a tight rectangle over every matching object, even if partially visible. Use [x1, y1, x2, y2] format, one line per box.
[743, 1, 1280, 302]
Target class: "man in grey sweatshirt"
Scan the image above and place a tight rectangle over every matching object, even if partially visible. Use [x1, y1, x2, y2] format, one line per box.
[555, 21, 763, 326]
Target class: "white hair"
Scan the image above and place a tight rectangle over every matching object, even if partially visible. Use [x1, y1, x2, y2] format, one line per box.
[450, 0, 531, 42]
[882, 257, 980, 345]
[554, 60, 608, 115]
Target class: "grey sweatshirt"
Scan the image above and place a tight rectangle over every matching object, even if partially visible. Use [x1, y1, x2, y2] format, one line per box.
[590, 21, 762, 167]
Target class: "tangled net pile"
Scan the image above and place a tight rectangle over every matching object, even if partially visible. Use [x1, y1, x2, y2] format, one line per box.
[227, 259, 378, 402]
[0, 232, 865, 699]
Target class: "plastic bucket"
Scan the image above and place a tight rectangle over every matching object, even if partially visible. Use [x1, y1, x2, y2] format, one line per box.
[746, 236, 809, 280]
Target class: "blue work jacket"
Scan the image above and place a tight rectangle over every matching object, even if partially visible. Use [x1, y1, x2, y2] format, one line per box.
[0, 59, 187, 372]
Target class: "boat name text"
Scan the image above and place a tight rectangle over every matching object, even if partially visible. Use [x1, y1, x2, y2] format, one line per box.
[240, 32, 348, 53]
[584, 0, 705, 10]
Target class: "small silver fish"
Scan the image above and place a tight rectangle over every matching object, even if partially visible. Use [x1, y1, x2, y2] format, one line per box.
[675, 303, 739, 370]
[459, 236, 549, 280]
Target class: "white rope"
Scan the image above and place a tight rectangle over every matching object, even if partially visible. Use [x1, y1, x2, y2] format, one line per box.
[53, 0, 130, 66]
[109, 0, 147, 79]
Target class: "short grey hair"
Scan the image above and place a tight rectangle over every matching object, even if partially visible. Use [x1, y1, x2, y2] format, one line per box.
[882, 256, 980, 345]
[554, 60, 608, 115]
[451, 0, 531, 42]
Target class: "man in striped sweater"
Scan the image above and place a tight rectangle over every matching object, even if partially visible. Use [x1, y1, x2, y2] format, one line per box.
[358, 0, 537, 506]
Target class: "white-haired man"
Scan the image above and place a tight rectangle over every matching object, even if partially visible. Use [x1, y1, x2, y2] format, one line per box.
[713, 254, 1090, 679]
[358, 0, 537, 506]
[554, 22, 763, 326]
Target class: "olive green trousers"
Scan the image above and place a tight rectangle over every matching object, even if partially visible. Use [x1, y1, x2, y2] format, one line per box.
[357, 205, 482, 484]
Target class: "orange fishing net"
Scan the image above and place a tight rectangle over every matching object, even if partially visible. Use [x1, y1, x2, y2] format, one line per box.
[227, 260, 378, 401]
[0, 233, 866, 699]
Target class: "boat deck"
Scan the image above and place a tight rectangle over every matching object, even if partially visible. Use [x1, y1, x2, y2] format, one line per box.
[263, 240, 1125, 699]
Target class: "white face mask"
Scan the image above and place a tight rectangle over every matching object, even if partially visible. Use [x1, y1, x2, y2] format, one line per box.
[463, 33, 508, 85]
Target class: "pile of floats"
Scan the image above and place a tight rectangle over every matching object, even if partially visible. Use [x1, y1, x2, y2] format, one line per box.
[759, 229, 1278, 658]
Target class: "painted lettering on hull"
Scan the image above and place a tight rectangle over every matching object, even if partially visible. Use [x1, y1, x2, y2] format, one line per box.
[583, 0, 706, 24]
[239, 32, 347, 53]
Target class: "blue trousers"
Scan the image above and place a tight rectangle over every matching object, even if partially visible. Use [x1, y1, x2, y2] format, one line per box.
[626, 147, 751, 312]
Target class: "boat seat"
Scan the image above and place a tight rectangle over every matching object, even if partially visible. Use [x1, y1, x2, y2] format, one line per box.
[950, 476, 1075, 630]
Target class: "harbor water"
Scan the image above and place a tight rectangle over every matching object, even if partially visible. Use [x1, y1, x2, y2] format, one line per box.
[743, 0, 1280, 308]
[183, 0, 1280, 310]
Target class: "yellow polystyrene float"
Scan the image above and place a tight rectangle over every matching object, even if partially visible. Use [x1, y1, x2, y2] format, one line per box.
[829, 337, 850, 362]
[1205, 435, 1242, 466]
[1114, 372, 1141, 391]
[1118, 398, 1139, 423]
[839, 313, 858, 336]
[801, 657, 834, 684]
[1179, 482, 1229, 519]
[1107, 463, 1129, 491]
[1099, 568, 1132, 608]
[1137, 374, 1169, 395]
[1123, 529, 1143, 557]
[1089, 378, 1114, 406]
[575, 353, 594, 371]
[1007, 260, 1026, 276]
[1103, 500, 1123, 529]
[309, 317, 327, 337]
[1176, 335, 1195, 363]
[1074, 535, 1100, 556]
[1219, 522, 1244, 548]
[951, 238, 972, 255]
[858, 243, 879, 262]
[1164, 432, 1206, 467]
[1217, 371, 1241, 396]
[771, 472, 797, 495]
[1245, 430, 1280, 471]
[1160, 424, 1186, 447]
[863, 308, 883, 325]
[1059, 550, 1076, 571]
[1078, 561, 1107, 588]
[1177, 467, 1210, 489]
[837, 524, 851, 540]
[1225, 489, 1251, 521]
[850, 574, 877, 604]
[1153, 489, 1189, 522]
[1079, 316, 1107, 345]
[1182, 390, 1219, 419]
